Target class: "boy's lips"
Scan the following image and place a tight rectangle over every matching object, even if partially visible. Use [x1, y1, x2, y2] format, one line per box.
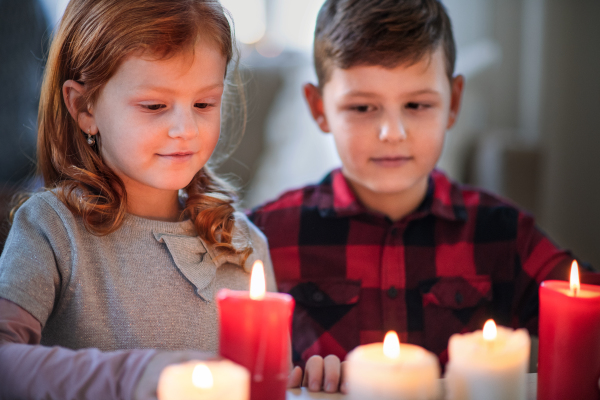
[370, 155, 413, 167]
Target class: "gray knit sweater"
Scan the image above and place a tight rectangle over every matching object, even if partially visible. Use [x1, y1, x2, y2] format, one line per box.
[0, 190, 277, 399]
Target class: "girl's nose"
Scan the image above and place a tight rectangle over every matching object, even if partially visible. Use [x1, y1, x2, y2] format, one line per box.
[168, 106, 199, 140]
[378, 116, 407, 142]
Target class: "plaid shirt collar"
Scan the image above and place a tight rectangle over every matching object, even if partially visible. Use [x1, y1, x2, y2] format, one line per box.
[312, 168, 468, 222]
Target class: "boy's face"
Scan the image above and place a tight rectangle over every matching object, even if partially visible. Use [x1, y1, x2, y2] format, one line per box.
[305, 47, 464, 208]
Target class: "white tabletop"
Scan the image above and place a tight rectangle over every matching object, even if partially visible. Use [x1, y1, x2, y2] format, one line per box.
[287, 373, 538, 400]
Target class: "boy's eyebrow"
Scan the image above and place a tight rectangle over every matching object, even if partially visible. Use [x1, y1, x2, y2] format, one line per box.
[342, 88, 442, 98]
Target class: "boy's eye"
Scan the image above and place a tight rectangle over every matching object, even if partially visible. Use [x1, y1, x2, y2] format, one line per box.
[406, 102, 430, 110]
[195, 103, 210, 109]
[144, 104, 166, 111]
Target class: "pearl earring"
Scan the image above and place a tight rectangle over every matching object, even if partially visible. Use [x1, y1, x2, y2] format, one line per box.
[87, 128, 95, 146]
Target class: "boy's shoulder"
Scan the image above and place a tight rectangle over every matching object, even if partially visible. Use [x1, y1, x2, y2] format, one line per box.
[429, 169, 536, 243]
[430, 169, 527, 212]
[430, 169, 526, 209]
[248, 171, 337, 219]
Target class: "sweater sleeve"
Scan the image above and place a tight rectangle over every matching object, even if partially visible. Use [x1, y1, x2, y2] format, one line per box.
[237, 212, 277, 293]
[0, 193, 70, 326]
[0, 298, 157, 400]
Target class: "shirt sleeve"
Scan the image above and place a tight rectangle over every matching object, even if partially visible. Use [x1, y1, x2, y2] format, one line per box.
[514, 211, 573, 333]
[0, 298, 157, 400]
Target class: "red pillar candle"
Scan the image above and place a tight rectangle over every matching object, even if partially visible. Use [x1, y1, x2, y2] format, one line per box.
[538, 261, 600, 400]
[217, 261, 294, 400]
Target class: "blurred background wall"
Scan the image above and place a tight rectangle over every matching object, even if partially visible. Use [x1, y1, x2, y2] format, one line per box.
[1, 0, 598, 270]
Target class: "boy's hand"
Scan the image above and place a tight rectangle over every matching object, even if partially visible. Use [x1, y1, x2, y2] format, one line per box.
[286, 355, 347, 393]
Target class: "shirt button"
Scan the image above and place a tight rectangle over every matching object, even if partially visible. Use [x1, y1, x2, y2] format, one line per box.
[312, 291, 325, 303]
[387, 286, 398, 299]
[455, 291, 463, 305]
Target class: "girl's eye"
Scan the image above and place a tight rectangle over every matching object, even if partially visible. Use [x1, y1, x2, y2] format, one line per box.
[195, 103, 210, 109]
[145, 104, 166, 111]
[349, 104, 375, 113]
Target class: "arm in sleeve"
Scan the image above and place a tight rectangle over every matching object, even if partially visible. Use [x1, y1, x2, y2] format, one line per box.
[235, 211, 277, 292]
[0, 298, 157, 400]
[513, 212, 574, 333]
[248, 218, 277, 293]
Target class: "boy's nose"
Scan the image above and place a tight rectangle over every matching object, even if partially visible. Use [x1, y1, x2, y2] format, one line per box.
[378, 118, 407, 142]
[168, 107, 199, 140]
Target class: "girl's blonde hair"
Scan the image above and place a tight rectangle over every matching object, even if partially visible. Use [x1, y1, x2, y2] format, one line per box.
[34, 0, 251, 261]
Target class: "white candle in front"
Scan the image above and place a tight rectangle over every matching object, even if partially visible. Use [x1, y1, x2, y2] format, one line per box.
[346, 331, 440, 400]
[157, 360, 250, 400]
[445, 320, 530, 400]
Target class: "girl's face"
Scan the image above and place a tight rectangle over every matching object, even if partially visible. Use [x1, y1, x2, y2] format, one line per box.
[91, 39, 226, 203]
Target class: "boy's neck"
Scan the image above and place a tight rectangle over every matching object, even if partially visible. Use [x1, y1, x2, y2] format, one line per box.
[345, 175, 429, 222]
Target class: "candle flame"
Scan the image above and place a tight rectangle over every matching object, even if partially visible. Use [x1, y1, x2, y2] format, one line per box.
[483, 319, 497, 341]
[250, 260, 266, 300]
[570, 260, 580, 296]
[383, 331, 401, 359]
[192, 363, 213, 389]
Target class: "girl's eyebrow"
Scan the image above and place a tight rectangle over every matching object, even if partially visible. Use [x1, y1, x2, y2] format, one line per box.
[133, 82, 224, 94]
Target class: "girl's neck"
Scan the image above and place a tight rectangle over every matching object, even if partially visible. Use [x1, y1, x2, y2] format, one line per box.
[126, 187, 182, 222]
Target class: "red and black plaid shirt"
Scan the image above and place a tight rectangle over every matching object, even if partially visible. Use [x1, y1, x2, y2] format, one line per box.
[248, 168, 577, 367]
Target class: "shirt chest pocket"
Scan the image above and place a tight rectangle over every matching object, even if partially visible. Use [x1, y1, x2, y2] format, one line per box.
[278, 279, 361, 365]
[420, 276, 493, 358]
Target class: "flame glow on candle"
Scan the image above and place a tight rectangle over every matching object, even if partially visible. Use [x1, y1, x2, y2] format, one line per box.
[383, 331, 401, 359]
[570, 260, 580, 297]
[250, 260, 266, 300]
[192, 363, 213, 389]
[483, 319, 497, 341]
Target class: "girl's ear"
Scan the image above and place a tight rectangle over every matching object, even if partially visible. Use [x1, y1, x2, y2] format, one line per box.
[62, 80, 97, 134]
[303, 83, 330, 133]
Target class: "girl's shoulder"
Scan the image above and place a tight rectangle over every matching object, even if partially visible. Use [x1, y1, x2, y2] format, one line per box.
[232, 211, 267, 243]
[16, 190, 75, 223]
[231, 211, 269, 263]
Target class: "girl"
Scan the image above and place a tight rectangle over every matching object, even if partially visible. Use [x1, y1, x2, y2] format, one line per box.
[0, 0, 341, 398]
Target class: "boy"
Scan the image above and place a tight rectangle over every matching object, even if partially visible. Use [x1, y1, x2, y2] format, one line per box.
[249, 0, 590, 372]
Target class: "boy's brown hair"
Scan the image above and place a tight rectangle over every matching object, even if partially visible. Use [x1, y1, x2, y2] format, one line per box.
[313, 0, 456, 87]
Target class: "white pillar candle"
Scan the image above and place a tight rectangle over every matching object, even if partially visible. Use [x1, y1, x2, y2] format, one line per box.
[445, 320, 531, 400]
[157, 359, 250, 400]
[346, 331, 441, 400]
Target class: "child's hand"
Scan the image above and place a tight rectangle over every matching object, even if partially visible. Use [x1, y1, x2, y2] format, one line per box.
[287, 355, 347, 393]
[134, 350, 216, 400]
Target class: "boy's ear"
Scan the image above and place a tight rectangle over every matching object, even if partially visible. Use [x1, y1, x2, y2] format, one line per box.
[447, 74, 465, 130]
[303, 83, 330, 133]
[62, 80, 97, 134]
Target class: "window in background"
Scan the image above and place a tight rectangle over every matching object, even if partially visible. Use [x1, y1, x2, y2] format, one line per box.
[220, 0, 267, 45]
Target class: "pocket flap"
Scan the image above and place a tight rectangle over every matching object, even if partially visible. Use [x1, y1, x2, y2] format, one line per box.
[279, 279, 361, 307]
[420, 276, 492, 309]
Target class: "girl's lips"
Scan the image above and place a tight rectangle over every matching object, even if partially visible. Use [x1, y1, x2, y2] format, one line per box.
[370, 156, 413, 167]
[157, 152, 195, 162]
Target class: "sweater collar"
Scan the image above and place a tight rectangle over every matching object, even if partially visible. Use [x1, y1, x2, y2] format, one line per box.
[153, 219, 252, 302]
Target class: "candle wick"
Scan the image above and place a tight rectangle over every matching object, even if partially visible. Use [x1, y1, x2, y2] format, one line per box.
[573, 287, 579, 297]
